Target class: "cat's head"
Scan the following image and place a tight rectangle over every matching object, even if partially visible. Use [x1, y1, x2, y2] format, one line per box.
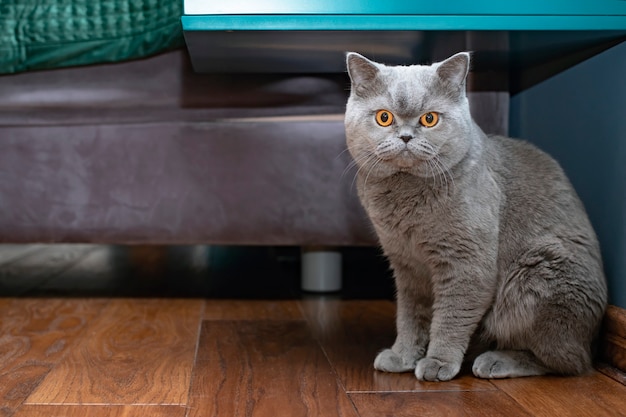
[345, 52, 475, 180]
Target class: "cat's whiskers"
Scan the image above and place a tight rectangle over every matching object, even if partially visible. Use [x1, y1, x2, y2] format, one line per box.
[341, 152, 370, 181]
[352, 150, 384, 190]
[338, 150, 353, 179]
[418, 140, 454, 196]
[341, 160, 359, 182]
[339, 147, 379, 183]
[335, 147, 353, 163]
[362, 157, 384, 190]
[426, 158, 446, 193]
[340, 152, 372, 193]
[432, 155, 455, 196]
[430, 157, 448, 194]
[349, 151, 380, 191]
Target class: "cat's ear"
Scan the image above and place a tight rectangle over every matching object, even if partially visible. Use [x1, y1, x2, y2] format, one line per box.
[346, 52, 382, 98]
[436, 52, 471, 89]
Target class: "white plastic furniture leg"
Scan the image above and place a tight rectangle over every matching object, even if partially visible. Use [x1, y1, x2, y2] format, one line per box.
[300, 248, 342, 292]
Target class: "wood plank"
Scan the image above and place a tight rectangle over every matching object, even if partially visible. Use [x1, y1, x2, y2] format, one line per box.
[602, 305, 626, 374]
[302, 299, 496, 392]
[596, 363, 626, 386]
[0, 298, 109, 414]
[25, 299, 203, 405]
[187, 320, 359, 417]
[350, 391, 532, 417]
[605, 305, 626, 339]
[13, 405, 187, 417]
[603, 333, 626, 374]
[492, 371, 626, 417]
[203, 299, 303, 320]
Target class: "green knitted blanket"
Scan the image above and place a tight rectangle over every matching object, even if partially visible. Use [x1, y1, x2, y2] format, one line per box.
[1, 0, 184, 74]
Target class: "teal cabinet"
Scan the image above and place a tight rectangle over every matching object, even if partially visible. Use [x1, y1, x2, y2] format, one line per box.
[182, 0, 626, 73]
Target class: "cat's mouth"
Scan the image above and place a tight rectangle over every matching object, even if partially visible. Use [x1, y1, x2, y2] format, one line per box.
[376, 139, 437, 168]
[394, 150, 418, 168]
[377, 147, 429, 169]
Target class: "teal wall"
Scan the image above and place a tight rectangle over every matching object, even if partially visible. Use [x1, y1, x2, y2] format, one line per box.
[510, 41, 626, 308]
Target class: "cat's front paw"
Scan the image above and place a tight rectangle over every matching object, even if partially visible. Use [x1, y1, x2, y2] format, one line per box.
[415, 357, 461, 381]
[374, 349, 418, 372]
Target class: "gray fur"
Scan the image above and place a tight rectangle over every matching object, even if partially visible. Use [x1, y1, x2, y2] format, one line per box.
[345, 52, 608, 381]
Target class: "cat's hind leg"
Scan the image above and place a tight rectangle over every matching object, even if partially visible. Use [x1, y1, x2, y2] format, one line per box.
[472, 350, 548, 379]
[479, 238, 605, 379]
[472, 323, 595, 379]
[475, 306, 598, 379]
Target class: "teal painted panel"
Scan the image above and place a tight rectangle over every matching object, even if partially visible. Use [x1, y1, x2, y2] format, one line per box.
[184, 0, 626, 16]
[183, 14, 626, 31]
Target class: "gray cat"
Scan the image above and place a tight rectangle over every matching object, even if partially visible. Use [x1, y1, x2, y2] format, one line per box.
[345, 51, 607, 381]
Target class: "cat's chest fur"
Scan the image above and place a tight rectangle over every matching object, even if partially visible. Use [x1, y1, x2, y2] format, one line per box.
[358, 168, 502, 267]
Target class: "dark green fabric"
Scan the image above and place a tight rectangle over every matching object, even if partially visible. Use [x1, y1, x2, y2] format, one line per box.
[0, 1, 184, 74]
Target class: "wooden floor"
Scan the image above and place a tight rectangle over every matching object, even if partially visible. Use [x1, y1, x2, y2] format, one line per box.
[0, 244, 625, 417]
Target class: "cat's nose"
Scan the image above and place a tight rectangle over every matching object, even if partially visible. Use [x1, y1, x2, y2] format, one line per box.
[400, 135, 413, 143]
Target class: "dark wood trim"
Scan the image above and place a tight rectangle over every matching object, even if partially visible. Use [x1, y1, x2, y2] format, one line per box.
[598, 305, 626, 385]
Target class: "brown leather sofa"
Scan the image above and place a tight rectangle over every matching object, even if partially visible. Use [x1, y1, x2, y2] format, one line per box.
[0, 49, 507, 248]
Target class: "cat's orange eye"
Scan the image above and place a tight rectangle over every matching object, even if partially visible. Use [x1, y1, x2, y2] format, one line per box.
[419, 112, 439, 128]
[375, 110, 394, 127]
